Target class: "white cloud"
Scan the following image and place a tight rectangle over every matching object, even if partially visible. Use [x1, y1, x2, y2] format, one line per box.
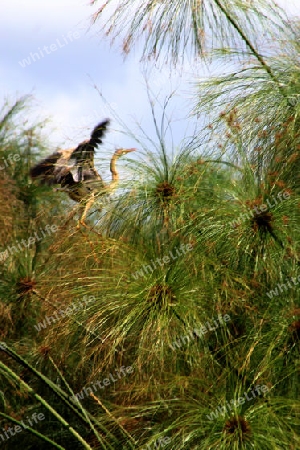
[276, 0, 300, 17]
[0, 0, 91, 31]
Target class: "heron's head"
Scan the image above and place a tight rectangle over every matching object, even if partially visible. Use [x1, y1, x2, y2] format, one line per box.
[113, 148, 136, 158]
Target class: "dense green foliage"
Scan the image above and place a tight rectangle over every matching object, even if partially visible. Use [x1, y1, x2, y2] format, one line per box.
[1, 0, 300, 448]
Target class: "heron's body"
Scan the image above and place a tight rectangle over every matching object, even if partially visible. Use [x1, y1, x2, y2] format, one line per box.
[30, 120, 135, 226]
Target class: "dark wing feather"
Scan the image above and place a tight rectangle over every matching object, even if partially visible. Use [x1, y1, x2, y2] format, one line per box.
[30, 151, 73, 185]
[90, 119, 110, 148]
[70, 119, 110, 183]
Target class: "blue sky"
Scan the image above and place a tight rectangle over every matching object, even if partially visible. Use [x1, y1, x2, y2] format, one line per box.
[0, 0, 197, 156]
[1, 0, 299, 162]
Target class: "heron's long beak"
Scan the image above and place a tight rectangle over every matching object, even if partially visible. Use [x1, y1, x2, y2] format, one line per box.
[123, 148, 136, 153]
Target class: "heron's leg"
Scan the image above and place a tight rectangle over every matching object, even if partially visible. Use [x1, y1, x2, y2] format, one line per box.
[53, 187, 68, 193]
[78, 193, 95, 228]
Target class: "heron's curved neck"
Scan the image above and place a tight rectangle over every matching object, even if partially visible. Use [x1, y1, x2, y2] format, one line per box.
[109, 153, 120, 190]
[110, 154, 119, 182]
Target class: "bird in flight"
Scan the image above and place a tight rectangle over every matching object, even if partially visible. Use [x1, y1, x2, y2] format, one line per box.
[30, 119, 135, 226]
